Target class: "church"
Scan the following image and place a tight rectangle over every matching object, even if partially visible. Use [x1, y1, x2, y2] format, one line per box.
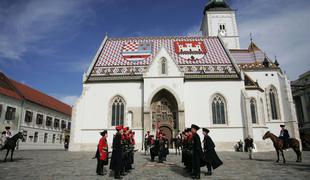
[69, 0, 300, 151]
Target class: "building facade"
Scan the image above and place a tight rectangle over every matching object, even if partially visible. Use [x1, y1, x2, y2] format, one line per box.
[0, 72, 72, 150]
[70, 0, 300, 151]
[292, 71, 310, 150]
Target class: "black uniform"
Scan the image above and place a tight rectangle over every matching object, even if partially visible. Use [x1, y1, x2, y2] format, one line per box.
[110, 133, 123, 178]
[279, 129, 290, 149]
[182, 137, 193, 170]
[150, 139, 159, 161]
[192, 133, 203, 178]
[203, 135, 223, 173]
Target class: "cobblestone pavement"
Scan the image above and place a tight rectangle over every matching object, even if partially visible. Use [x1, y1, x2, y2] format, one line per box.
[0, 150, 309, 180]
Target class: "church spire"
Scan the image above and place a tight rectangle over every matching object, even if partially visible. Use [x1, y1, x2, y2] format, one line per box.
[204, 0, 232, 13]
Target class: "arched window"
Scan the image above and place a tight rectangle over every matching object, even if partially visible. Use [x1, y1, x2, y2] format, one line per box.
[269, 87, 279, 120]
[250, 98, 257, 124]
[212, 94, 226, 124]
[161, 58, 167, 74]
[111, 96, 125, 126]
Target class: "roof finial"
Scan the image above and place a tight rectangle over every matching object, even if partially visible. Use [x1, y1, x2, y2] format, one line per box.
[262, 52, 270, 68]
[250, 33, 253, 43]
[274, 55, 279, 67]
[105, 32, 108, 38]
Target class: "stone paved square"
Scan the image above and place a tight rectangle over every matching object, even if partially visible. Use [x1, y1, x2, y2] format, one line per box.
[0, 150, 309, 180]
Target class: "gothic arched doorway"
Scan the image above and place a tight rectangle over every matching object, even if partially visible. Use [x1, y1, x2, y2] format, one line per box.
[151, 89, 178, 148]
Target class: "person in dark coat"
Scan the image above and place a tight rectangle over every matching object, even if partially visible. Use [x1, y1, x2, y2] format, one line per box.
[191, 124, 202, 179]
[96, 130, 108, 176]
[202, 128, 223, 176]
[110, 125, 123, 179]
[279, 125, 290, 149]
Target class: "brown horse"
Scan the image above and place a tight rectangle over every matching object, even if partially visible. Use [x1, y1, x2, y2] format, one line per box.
[263, 131, 302, 163]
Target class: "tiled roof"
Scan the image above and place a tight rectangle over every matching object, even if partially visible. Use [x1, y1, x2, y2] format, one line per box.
[230, 42, 278, 70]
[10, 80, 72, 116]
[89, 36, 239, 77]
[0, 72, 71, 116]
[0, 73, 22, 100]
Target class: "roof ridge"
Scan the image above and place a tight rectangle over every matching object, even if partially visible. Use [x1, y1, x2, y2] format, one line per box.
[108, 35, 218, 41]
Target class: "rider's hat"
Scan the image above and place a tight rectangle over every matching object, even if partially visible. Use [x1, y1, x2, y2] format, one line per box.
[5, 126, 10, 130]
[280, 124, 285, 127]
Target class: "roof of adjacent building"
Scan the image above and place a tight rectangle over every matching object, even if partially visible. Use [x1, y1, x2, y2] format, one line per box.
[0, 72, 72, 116]
[87, 36, 241, 81]
[229, 42, 279, 70]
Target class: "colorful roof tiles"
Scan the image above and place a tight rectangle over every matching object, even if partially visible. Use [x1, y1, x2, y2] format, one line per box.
[89, 36, 239, 78]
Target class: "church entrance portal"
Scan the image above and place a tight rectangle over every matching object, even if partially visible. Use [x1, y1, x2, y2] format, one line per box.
[151, 89, 178, 148]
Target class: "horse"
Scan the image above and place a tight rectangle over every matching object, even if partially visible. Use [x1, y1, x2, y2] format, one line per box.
[0, 132, 24, 162]
[262, 131, 302, 163]
[172, 138, 182, 155]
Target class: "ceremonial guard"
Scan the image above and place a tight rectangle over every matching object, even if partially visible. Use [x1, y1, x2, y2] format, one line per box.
[158, 133, 166, 163]
[182, 128, 193, 172]
[110, 125, 123, 179]
[191, 124, 202, 179]
[279, 125, 290, 149]
[162, 133, 169, 161]
[96, 130, 108, 176]
[3, 126, 12, 144]
[202, 128, 223, 176]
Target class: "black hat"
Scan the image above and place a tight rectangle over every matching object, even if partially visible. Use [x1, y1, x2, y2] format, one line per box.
[185, 128, 191, 132]
[280, 125, 285, 128]
[100, 130, 108, 136]
[202, 128, 210, 133]
[5, 126, 10, 130]
[191, 124, 200, 131]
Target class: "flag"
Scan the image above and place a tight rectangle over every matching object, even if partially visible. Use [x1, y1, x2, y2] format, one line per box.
[122, 42, 152, 62]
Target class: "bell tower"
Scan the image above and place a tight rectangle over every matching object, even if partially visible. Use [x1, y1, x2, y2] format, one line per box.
[200, 0, 240, 49]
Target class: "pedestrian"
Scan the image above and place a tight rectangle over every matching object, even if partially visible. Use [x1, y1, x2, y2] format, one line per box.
[191, 124, 202, 179]
[96, 130, 108, 176]
[244, 135, 254, 159]
[109, 125, 123, 179]
[202, 128, 223, 176]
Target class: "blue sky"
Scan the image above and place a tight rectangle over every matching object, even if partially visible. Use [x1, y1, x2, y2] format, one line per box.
[0, 0, 309, 105]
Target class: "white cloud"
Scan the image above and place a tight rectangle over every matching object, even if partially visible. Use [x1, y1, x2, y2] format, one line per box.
[56, 95, 79, 106]
[236, 1, 310, 80]
[0, 0, 100, 60]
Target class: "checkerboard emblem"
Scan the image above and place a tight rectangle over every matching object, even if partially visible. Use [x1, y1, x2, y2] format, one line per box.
[122, 42, 152, 62]
[175, 41, 207, 60]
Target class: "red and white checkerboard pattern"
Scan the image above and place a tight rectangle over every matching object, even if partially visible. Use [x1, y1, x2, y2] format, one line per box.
[93, 36, 237, 75]
[122, 42, 138, 52]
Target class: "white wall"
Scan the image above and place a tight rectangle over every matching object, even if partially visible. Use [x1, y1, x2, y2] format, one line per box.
[70, 82, 143, 151]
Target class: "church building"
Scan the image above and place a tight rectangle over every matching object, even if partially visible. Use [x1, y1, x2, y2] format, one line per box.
[69, 0, 300, 151]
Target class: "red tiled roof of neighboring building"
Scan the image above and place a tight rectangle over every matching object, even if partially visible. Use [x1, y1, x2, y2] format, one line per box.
[10, 79, 72, 116]
[0, 86, 22, 100]
[0, 72, 71, 116]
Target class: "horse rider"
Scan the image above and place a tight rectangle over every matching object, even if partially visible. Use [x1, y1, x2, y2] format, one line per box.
[191, 124, 202, 179]
[202, 128, 223, 176]
[244, 135, 254, 160]
[96, 130, 108, 176]
[279, 125, 290, 149]
[3, 126, 12, 145]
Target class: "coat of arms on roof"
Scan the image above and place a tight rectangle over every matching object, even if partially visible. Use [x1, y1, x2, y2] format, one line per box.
[122, 42, 152, 62]
[174, 41, 207, 60]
